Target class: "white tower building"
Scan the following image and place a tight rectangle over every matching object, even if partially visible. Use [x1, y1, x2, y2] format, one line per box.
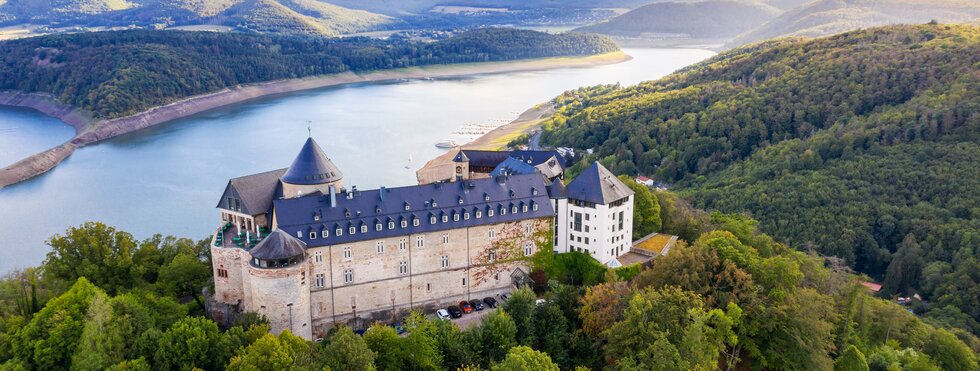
[553, 162, 635, 266]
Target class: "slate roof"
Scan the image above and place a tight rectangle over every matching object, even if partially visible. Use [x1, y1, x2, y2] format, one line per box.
[533, 156, 563, 180]
[216, 168, 287, 215]
[250, 229, 307, 261]
[490, 157, 538, 177]
[565, 162, 634, 205]
[452, 150, 469, 162]
[510, 150, 567, 168]
[281, 137, 343, 185]
[274, 173, 555, 247]
[460, 150, 512, 168]
[546, 179, 568, 199]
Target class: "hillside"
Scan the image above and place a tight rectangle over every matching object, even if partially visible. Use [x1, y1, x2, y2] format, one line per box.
[731, 0, 980, 46]
[0, 28, 618, 118]
[540, 24, 980, 334]
[575, 0, 783, 38]
[0, 0, 394, 36]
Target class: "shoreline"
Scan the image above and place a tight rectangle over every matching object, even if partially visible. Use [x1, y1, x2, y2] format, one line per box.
[0, 50, 631, 189]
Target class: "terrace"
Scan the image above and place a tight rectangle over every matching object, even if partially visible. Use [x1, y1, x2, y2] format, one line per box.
[212, 222, 271, 250]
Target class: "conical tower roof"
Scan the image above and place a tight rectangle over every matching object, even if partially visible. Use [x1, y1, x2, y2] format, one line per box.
[281, 137, 343, 185]
[250, 229, 307, 261]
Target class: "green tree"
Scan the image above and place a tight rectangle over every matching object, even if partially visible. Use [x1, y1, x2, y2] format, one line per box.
[43, 222, 139, 295]
[619, 175, 662, 236]
[13, 277, 104, 371]
[226, 331, 311, 371]
[532, 303, 569, 367]
[157, 252, 210, 312]
[921, 329, 978, 371]
[883, 234, 925, 296]
[835, 345, 870, 371]
[491, 346, 559, 371]
[154, 316, 228, 370]
[325, 326, 376, 371]
[502, 288, 536, 345]
[473, 310, 518, 367]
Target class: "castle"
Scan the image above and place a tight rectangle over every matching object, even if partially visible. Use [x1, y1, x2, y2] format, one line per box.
[210, 137, 633, 339]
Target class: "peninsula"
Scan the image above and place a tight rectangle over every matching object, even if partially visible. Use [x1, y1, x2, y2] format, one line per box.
[0, 29, 627, 189]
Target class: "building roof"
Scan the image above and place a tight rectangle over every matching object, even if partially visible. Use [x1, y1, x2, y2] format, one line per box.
[565, 162, 634, 204]
[534, 156, 563, 180]
[452, 149, 469, 163]
[546, 179, 568, 199]
[281, 137, 343, 185]
[510, 150, 567, 168]
[636, 176, 652, 182]
[216, 168, 287, 215]
[250, 229, 307, 261]
[460, 150, 512, 168]
[632, 233, 677, 256]
[490, 157, 538, 177]
[274, 173, 555, 247]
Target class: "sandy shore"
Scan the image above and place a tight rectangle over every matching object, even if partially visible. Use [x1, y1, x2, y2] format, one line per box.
[0, 51, 630, 189]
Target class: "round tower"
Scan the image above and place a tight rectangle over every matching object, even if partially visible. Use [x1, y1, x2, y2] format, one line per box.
[246, 229, 313, 339]
[281, 137, 344, 198]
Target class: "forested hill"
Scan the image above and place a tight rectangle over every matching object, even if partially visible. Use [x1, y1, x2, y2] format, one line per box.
[574, 0, 782, 38]
[540, 24, 980, 334]
[0, 28, 618, 118]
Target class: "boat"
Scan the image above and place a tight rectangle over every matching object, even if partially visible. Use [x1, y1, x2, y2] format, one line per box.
[435, 139, 458, 149]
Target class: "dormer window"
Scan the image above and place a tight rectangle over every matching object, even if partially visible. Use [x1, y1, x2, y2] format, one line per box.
[413, 218, 420, 227]
[349, 226, 356, 235]
[389, 221, 395, 229]
[401, 220, 408, 228]
[532, 188, 538, 195]
[336, 228, 343, 236]
[321, 230, 328, 238]
[509, 190, 515, 197]
[344, 209, 351, 218]
[500, 207, 506, 216]
[430, 216, 437, 225]
[314, 214, 320, 221]
[458, 196, 464, 204]
[464, 212, 470, 220]
[442, 215, 448, 223]
[297, 231, 302, 238]
[376, 223, 383, 231]
[488, 209, 494, 217]
[404, 202, 411, 211]
[476, 211, 483, 218]
[432, 199, 438, 207]
[532, 202, 538, 211]
[360, 225, 367, 233]
[484, 194, 490, 201]
[512, 205, 518, 214]
[309, 231, 317, 239]
[522, 204, 528, 212]
[376, 206, 382, 213]
[453, 213, 460, 222]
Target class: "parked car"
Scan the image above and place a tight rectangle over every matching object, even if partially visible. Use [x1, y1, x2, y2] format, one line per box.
[436, 309, 451, 320]
[447, 305, 463, 318]
[483, 297, 498, 308]
[459, 301, 474, 314]
[535, 299, 547, 307]
[469, 299, 485, 311]
[393, 323, 405, 334]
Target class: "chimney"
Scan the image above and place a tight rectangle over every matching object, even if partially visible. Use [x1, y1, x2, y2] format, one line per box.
[329, 185, 337, 207]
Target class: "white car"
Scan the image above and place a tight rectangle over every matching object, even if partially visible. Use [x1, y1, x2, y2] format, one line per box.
[535, 299, 547, 307]
[436, 309, 451, 320]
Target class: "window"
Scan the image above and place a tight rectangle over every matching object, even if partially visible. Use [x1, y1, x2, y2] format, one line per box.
[522, 205, 528, 212]
[464, 212, 470, 220]
[416, 236, 424, 247]
[442, 234, 449, 244]
[314, 214, 320, 221]
[296, 231, 303, 238]
[344, 269, 353, 284]
[389, 221, 395, 229]
[349, 226, 356, 235]
[500, 207, 506, 216]
[361, 225, 368, 233]
[476, 211, 483, 218]
[488, 228, 496, 239]
[488, 250, 496, 263]
[442, 215, 449, 223]
[441, 255, 449, 268]
[524, 242, 533, 256]
[404, 203, 411, 211]
[413, 218, 420, 227]
[430, 216, 437, 225]
[376, 241, 385, 254]
[484, 194, 490, 201]
[217, 268, 228, 278]
[532, 203, 538, 211]
[462, 278, 467, 286]
[401, 220, 408, 228]
[321, 230, 328, 238]
[399, 238, 407, 250]
[336, 228, 343, 236]
[376, 223, 382, 231]
[573, 212, 582, 232]
[426, 283, 432, 292]
[343, 246, 352, 259]
[315, 274, 325, 288]
[512, 206, 518, 214]
[525, 225, 532, 235]
[453, 213, 460, 221]
[488, 209, 494, 217]
[618, 211, 625, 231]
[398, 261, 408, 275]
[309, 231, 317, 239]
[315, 251, 323, 263]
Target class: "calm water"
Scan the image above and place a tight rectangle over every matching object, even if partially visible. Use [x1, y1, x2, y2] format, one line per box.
[0, 48, 714, 272]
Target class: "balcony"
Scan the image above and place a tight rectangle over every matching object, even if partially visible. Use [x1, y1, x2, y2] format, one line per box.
[212, 222, 271, 250]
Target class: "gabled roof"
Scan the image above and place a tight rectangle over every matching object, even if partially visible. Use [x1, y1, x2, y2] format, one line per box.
[460, 150, 512, 168]
[534, 156, 563, 179]
[490, 157, 537, 177]
[274, 173, 554, 247]
[565, 162, 634, 205]
[452, 149, 469, 162]
[216, 168, 287, 215]
[546, 179, 568, 199]
[250, 229, 306, 261]
[281, 137, 343, 185]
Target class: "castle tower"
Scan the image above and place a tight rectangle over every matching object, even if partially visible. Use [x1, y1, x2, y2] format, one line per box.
[452, 149, 470, 181]
[281, 137, 344, 198]
[557, 162, 635, 266]
[246, 229, 313, 339]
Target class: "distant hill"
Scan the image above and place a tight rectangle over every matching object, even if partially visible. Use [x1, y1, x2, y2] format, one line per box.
[731, 0, 980, 46]
[326, 0, 656, 16]
[574, 0, 782, 38]
[540, 24, 980, 332]
[0, 28, 618, 118]
[0, 0, 394, 36]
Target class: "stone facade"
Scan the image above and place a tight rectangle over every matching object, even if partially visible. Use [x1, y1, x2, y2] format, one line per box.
[212, 217, 549, 339]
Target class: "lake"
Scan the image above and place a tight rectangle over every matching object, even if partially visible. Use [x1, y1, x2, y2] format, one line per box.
[0, 48, 715, 273]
